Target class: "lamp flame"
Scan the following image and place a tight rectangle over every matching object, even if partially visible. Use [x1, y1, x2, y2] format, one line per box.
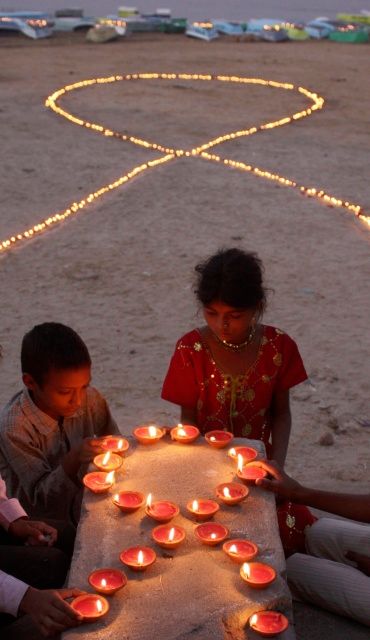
[101, 578, 107, 588]
[148, 426, 157, 437]
[178, 427, 186, 437]
[210, 533, 217, 540]
[96, 599, 103, 613]
[250, 614, 258, 625]
[243, 562, 250, 578]
[102, 451, 110, 465]
[192, 500, 199, 511]
[118, 439, 124, 450]
[229, 544, 238, 553]
[229, 447, 236, 457]
[237, 454, 244, 473]
[210, 436, 216, 442]
[146, 493, 152, 509]
[138, 550, 144, 565]
[223, 487, 231, 498]
[106, 471, 115, 484]
[169, 527, 175, 541]
[114, 493, 119, 502]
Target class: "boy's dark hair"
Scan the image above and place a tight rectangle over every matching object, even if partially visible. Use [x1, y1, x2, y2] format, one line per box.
[21, 322, 91, 386]
[195, 248, 267, 311]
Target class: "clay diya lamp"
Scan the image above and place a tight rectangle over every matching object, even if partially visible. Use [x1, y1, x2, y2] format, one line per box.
[133, 425, 165, 445]
[240, 562, 276, 589]
[100, 436, 129, 455]
[112, 490, 145, 513]
[93, 451, 123, 472]
[88, 568, 127, 595]
[228, 446, 258, 463]
[186, 498, 220, 521]
[151, 524, 186, 549]
[215, 482, 249, 505]
[120, 546, 156, 572]
[170, 424, 200, 444]
[145, 493, 180, 522]
[194, 522, 229, 546]
[71, 594, 109, 621]
[223, 539, 258, 564]
[205, 430, 233, 448]
[83, 471, 115, 494]
[249, 611, 289, 637]
[237, 456, 268, 485]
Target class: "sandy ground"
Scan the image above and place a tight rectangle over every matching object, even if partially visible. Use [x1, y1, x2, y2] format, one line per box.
[0, 31, 369, 502]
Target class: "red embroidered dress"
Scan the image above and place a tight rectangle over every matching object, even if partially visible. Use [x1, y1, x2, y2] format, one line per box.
[162, 325, 307, 447]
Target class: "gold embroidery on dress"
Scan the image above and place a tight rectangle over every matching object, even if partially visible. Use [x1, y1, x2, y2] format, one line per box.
[262, 374, 270, 383]
[275, 328, 284, 335]
[286, 513, 296, 529]
[244, 388, 255, 402]
[273, 353, 282, 367]
[194, 342, 202, 351]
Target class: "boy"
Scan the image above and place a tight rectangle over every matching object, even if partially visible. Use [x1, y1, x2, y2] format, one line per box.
[0, 323, 120, 524]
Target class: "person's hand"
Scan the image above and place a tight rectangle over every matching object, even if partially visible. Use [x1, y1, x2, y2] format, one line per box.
[250, 459, 303, 501]
[346, 551, 370, 576]
[8, 519, 57, 546]
[19, 587, 85, 637]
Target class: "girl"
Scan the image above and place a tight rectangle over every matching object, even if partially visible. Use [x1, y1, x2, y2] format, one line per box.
[162, 248, 316, 554]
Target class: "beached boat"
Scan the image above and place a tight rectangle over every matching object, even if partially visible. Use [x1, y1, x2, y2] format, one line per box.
[185, 21, 219, 41]
[212, 20, 245, 36]
[53, 8, 96, 31]
[329, 25, 369, 43]
[0, 11, 53, 39]
[285, 23, 310, 40]
[336, 12, 370, 25]
[159, 18, 187, 34]
[305, 18, 345, 39]
[97, 16, 127, 36]
[260, 25, 289, 42]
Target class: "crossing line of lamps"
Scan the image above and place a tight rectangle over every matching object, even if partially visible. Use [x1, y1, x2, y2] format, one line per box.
[1, 72, 368, 254]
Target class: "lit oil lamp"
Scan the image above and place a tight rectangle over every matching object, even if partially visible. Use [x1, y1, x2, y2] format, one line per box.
[83, 471, 115, 494]
[133, 425, 165, 444]
[93, 451, 123, 472]
[100, 436, 129, 455]
[204, 430, 233, 448]
[88, 568, 127, 595]
[186, 498, 220, 521]
[170, 423, 200, 444]
[228, 446, 258, 463]
[222, 539, 258, 564]
[145, 493, 180, 522]
[215, 482, 249, 505]
[236, 456, 268, 485]
[240, 562, 276, 589]
[71, 594, 109, 620]
[194, 522, 229, 546]
[249, 611, 289, 636]
[151, 524, 186, 549]
[119, 546, 156, 571]
[112, 490, 145, 513]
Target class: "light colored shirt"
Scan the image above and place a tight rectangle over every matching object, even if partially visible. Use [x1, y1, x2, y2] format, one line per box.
[0, 472, 29, 616]
[0, 386, 119, 521]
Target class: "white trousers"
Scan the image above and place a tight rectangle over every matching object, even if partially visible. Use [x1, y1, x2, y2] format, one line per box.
[287, 517, 370, 626]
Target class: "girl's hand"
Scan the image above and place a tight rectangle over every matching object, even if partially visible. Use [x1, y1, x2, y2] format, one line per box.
[8, 519, 57, 546]
[252, 459, 303, 501]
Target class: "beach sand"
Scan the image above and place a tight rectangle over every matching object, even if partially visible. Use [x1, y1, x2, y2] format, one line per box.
[0, 30, 369, 635]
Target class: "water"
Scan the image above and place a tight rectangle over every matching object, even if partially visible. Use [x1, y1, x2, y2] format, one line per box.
[2, 0, 369, 22]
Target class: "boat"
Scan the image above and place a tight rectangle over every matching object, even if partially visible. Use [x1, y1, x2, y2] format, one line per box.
[336, 12, 370, 25]
[159, 18, 187, 34]
[304, 17, 344, 39]
[285, 23, 310, 40]
[329, 25, 369, 43]
[212, 20, 245, 36]
[185, 21, 219, 41]
[259, 24, 289, 42]
[97, 15, 127, 36]
[53, 9, 96, 31]
[0, 11, 53, 39]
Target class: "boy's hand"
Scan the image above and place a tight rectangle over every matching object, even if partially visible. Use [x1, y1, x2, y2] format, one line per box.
[19, 587, 85, 637]
[346, 551, 370, 576]
[251, 460, 302, 501]
[8, 519, 57, 546]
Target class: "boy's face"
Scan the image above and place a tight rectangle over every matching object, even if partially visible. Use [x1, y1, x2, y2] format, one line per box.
[23, 365, 91, 420]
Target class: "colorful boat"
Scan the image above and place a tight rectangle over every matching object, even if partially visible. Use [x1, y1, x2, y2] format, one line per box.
[0, 11, 53, 38]
[159, 18, 187, 34]
[98, 15, 127, 36]
[329, 26, 369, 43]
[212, 20, 245, 36]
[260, 25, 289, 42]
[285, 23, 310, 40]
[185, 21, 219, 41]
[305, 18, 343, 39]
[53, 8, 96, 31]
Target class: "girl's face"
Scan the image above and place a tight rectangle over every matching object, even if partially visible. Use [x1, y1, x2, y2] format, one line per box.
[203, 300, 256, 345]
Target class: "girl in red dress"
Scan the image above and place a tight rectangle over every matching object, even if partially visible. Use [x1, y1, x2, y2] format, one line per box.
[162, 248, 316, 555]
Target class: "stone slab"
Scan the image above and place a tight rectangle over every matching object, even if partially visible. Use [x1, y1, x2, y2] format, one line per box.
[63, 437, 294, 640]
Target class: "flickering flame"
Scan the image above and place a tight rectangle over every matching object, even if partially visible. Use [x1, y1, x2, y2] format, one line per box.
[114, 493, 119, 502]
[106, 471, 115, 484]
[237, 454, 244, 473]
[210, 436, 216, 442]
[138, 550, 144, 565]
[250, 614, 258, 625]
[229, 447, 236, 457]
[243, 563, 251, 578]
[192, 500, 199, 511]
[96, 599, 103, 613]
[102, 451, 110, 466]
[168, 527, 175, 542]
[210, 533, 217, 540]
[223, 487, 231, 498]
[178, 427, 186, 437]
[101, 578, 107, 588]
[148, 426, 157, 437]
[118, 439, 124, 450]
[146, 493, 152, 509]
[229, 544, 238, 554]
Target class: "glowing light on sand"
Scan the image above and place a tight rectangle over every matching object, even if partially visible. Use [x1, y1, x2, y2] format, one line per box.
[1, 72, 367, 255]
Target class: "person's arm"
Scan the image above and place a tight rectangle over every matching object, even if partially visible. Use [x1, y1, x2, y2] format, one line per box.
[19, 587, 84, 636]
[8, 519, 58, 546]
[253, 459, 370, 523]
[269, 390, 291, 467]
